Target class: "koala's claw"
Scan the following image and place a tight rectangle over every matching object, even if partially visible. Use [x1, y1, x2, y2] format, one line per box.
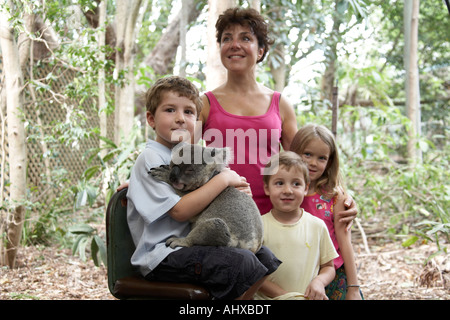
[166, 237, 187, 249]
[149, 165, 170, 181]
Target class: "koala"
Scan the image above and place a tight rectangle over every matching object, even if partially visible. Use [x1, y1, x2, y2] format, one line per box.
[149, 143, 263, 253]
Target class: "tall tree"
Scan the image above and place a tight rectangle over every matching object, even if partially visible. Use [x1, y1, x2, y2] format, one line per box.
[98, 0, 108, 156]
[321, 0, 342, 102]
[179, 0, 188, 77]
[404, 0, 422, 162]
[0, 2, 27, 268]
[206, 0, 236, 91]
[114, 0, 145, 145]
[321, 0, 367, 102]
[143, 0, 201, 75]
[266, 5, 286, 92]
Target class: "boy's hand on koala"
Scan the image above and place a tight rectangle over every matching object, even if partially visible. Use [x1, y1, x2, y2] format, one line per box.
[208, 168, 252, 196]
[235, 176, 252, 197]
[219, 168, 250, 189]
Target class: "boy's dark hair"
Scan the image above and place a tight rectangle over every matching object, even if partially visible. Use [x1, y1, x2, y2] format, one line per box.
[145, 76, 203, 116]
[263, 151, 310, 186]
[215, 7, 274, 63]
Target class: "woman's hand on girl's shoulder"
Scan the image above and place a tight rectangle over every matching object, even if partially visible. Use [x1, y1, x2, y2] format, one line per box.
[334, 188, 357, 231]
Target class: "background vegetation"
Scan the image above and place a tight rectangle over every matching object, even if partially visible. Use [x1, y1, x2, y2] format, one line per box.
[1, 0, 449, 268]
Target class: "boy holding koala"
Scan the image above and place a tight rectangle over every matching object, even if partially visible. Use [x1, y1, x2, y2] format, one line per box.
[126, 76, 281, 300]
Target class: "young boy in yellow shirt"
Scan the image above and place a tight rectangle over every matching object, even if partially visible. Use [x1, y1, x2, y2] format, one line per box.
[256, 151, 338, 300]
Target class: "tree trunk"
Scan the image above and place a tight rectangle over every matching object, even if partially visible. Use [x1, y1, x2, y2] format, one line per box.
[128, 1, 201, 133]
[27, 18, 54, 199]
[0, 5, 27, 268]
[98, 0, 108, 156]
[179, 0, 188, 77]
[250, 0, 261, 9]
[114, 0, 143, 145]
[270, 47, 286, 92]
[0, 68, 6, 267]
[143, 0, 200, 75]
[268, 6, 286, 92]
[321, 0, 341, 103]
[404, 0, 422, 162]
[205, 0, 237, 91]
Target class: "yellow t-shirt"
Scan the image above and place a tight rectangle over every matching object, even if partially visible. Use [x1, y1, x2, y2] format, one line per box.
[257, 210, 338, 299]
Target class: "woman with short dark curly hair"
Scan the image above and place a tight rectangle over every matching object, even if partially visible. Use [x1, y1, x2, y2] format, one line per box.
[215, 7, 274, 63]
[200, 7, 299, 215]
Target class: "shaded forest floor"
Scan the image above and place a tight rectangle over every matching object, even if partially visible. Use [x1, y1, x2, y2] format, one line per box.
[0, 224, 449, 300]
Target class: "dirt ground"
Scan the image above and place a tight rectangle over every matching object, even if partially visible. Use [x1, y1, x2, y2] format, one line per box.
[0, 237, 449, 300]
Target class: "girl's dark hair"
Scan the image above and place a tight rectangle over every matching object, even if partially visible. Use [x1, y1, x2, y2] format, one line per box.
[215, 7, 273, 63]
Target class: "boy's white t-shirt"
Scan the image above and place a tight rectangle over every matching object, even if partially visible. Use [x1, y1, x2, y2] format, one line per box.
[127, 139, 190, 276]
[258, 210, 338, 298]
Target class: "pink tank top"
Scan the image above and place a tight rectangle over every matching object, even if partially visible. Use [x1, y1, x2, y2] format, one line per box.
[203, 91, 282, 215]
[301, 193, 344, 269]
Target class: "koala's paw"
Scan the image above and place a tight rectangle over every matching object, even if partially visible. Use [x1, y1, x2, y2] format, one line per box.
[149, 165, 170, 182]
[165, 236, 189, 249]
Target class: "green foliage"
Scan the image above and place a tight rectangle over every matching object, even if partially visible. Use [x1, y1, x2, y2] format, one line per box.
[20, 168, 77, 247]
[65, 125, 145, 265]
[369, 0, 450, 105]
[299, 100, 449, 257]
[68, 224, 106, 267]
[81, 126, 146, 204]
[8, 292, 40, 300]
[407, 197, 449, 260]
[3, 0, 448, 269]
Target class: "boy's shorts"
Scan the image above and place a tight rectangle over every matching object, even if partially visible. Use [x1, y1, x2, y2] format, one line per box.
[145, 245, 281, 300]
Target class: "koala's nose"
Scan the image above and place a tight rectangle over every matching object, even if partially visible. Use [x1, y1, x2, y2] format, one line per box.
[169, 166, 181, 183]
